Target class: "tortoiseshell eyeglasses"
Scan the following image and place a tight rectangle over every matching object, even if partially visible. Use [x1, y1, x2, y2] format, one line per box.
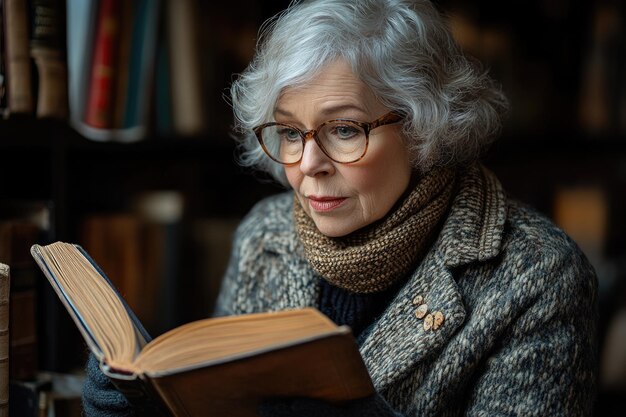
[253, 111, 404, 165]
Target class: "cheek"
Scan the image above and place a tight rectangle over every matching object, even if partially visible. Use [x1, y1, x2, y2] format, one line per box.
[349, 146, 412, 217]
[285, 167, 302, 190]
[354, 170, 399, 216]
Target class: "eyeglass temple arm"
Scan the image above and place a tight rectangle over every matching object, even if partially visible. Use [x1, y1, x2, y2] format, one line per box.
[371, 111, 404, 129]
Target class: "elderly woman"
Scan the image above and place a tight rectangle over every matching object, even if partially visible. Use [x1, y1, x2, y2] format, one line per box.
[82, 0, 598, 416]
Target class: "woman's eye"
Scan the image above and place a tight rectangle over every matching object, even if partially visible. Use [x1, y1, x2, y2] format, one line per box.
[278, 128, 300, 140]
[333, 125, 359, 139]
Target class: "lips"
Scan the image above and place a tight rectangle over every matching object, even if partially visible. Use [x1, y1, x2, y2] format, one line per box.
[307, 195, 347, 212]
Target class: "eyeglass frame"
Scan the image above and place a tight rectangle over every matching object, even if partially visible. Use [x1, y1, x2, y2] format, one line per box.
[253, 111, 404, 165]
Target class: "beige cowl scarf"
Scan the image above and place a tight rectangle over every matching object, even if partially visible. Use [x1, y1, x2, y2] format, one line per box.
[293, 168, 457, 294]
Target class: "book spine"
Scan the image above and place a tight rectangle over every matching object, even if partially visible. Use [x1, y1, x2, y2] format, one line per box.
[111, 0, 133, 128]
[0, 264, 9, 417]
[29, 0, 68, 119]
[166, 0, 206, 136]
[1, 202, 54, 377]
[121, 0, 160, 130]
[3, 0, 34, 116]
[9, 284, 38, 380]
[0, 221, 40, 380]
[65, 0, 97, 126]
[83, 0, 121, 128]
[0, 0, 8, 114]
[153, 22, 172, 137]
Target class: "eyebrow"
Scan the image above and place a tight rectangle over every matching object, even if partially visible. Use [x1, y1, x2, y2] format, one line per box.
[274, 103, 369, 119]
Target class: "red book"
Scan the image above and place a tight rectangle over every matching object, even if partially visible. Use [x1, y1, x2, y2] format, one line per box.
[84, 0, 121, 128]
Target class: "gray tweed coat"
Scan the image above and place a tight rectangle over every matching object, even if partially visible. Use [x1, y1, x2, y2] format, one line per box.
[215, 164, 598, 417]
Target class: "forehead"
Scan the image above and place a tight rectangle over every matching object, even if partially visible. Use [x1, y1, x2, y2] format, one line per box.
[276, 59, 382, 117]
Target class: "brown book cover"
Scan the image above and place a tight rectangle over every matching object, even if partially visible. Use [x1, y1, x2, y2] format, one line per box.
[31, 241, 375, 417]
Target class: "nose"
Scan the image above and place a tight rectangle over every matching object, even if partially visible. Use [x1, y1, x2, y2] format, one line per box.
[299, 136, 335, 177]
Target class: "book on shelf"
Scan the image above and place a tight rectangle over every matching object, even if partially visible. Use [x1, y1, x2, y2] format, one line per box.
[65, 0, 97, 130]
[2, 0, 34, 117]
[111, 0, 133, 129]
[8, 376, 51, 417]
[43, 371, 84, 417]
[153, 17, 173, 137]
[31, 241, 375, 417]
[78, 202, 183, 337]
[0, 199, 83, 375]
[83, 0, 121, 129]
[119, 0, 160, 134]
[0, 2, 7, 113]
[0, 263, 9, 417]
[0, 208, 48, 381]
[131, 190, 184, 334]
[12, 371, 85, 417]
[189, 217, 240, 317]
[165, 0, 207, 137]
[578, 2, 625, 134]
[29, 0, 69, 120]
[78, 213, 144, 325]
[67, 0, 161, 142]
[0, 200, 55, 380]
[8, 284, 37, 380]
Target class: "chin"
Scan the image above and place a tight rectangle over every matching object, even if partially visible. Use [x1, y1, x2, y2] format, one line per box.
[312, 217, 359, 238]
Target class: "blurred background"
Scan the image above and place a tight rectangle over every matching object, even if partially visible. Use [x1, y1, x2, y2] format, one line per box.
[0, 0, 624, 415]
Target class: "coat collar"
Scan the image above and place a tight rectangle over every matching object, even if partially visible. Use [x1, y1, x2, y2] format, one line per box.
[437, 163, 508, 268]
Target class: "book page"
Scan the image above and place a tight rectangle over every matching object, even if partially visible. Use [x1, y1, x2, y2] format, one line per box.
[34, 242, 138, 372]
[134, 308, 340, 374]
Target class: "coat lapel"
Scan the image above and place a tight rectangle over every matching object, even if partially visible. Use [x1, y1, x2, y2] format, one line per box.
[360, 164, 507, 392]
[360, 248, 466, 392]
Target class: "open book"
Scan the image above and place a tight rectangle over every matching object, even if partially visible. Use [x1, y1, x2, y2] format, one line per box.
[31, 242, 374, 417]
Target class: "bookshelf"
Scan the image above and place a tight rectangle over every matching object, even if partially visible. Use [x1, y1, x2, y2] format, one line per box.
[1, 0, 625, 415]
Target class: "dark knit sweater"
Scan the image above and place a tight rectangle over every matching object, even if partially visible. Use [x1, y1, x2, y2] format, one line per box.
[318, 278, 406, 344]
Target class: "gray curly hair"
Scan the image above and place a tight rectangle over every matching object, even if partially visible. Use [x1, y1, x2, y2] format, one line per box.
[229, 0, 509, 187]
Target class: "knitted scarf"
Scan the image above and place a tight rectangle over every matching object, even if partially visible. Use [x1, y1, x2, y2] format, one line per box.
[294, 168, 457, 293]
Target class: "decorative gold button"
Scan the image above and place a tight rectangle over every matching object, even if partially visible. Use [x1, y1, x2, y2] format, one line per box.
[433, 311, 444, 330]
[412, 295, 424, 305]
[423, 313, 434, 330]
[415, 304, 428, 319]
